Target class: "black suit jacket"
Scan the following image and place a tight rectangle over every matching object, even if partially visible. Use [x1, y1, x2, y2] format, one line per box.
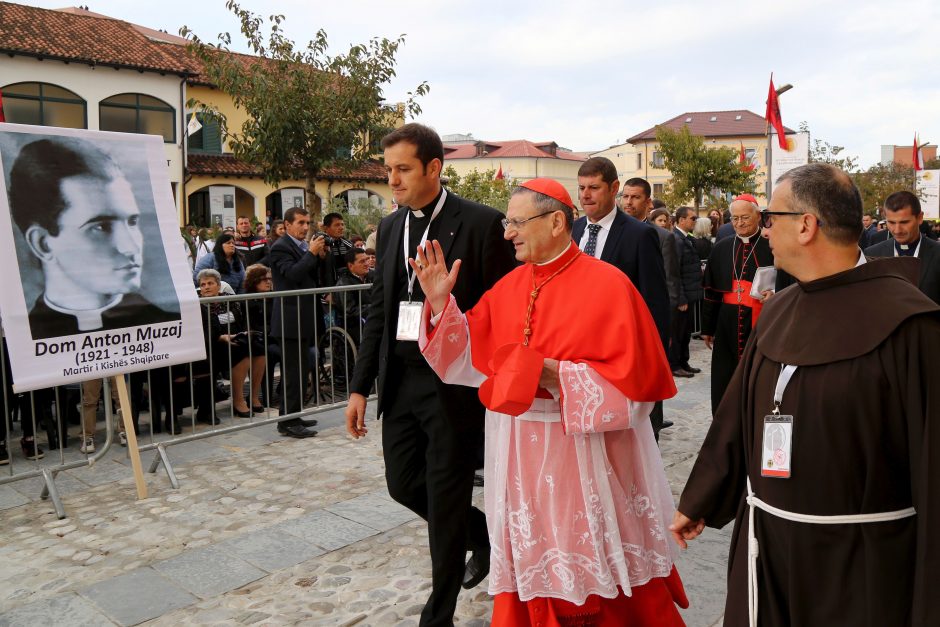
[573, 211, 671, 347]
[865, 237, 940, 304]
[350, 190, 517, 416]
[268, 235, 325, 339]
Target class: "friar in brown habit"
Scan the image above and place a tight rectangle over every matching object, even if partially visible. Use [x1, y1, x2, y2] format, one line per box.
[670, 163, 940, 627]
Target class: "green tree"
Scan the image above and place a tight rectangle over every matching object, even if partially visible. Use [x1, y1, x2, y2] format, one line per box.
[181, 1, 428, 220]
[800, 122, 859, 172]
[441, 166, 514, 211]
[852, 162, 916, 215]
[654, 126, 758, 210]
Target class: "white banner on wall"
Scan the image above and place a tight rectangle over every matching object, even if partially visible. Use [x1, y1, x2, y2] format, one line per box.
[209, 185, 236, 229]
[916, 170, 940, 219]
[0, 124, 206, 392]
[770, 132, 810, 193]
[280, 188, 305, 212]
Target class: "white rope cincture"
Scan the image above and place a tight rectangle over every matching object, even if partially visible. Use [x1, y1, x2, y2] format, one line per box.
[745, 477, 916, 627]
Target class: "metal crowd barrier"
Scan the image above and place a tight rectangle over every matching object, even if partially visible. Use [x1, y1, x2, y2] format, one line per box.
[0, 283, 372, 518]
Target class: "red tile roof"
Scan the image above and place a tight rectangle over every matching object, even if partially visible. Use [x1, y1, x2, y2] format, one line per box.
[188, 153, 387, 182]
[444, 139, 586, 162]
[0, 2, 192, 75]
[627, 110, 796, 143]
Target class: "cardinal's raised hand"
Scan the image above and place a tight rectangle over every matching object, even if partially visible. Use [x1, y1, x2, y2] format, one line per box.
[408, 240, 461, 315]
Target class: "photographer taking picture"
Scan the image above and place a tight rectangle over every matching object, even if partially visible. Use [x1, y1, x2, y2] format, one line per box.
[320, 212, 353, 286]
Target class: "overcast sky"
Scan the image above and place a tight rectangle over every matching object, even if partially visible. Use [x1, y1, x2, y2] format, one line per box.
[20, 0, 940, 167]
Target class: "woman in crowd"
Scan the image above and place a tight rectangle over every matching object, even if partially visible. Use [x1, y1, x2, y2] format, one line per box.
[691, 217, 714, 262]
[708, 209, 722, 240]
[243, 264, 280, 407]
[196, 269, 266, 419]
[650, 208, 671, 230]
[267, 220, 286, 247]
[194, 233, 246, 293]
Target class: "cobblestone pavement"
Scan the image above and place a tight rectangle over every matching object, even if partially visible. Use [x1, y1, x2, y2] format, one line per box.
[0, 340, 729, 626]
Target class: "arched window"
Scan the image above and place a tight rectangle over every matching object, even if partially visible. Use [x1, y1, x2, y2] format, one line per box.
[100, 93, 175, 142]
[0, 82, 87, 128]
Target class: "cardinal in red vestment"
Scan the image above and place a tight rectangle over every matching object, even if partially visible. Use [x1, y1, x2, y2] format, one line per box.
[411, 178, 689, 626]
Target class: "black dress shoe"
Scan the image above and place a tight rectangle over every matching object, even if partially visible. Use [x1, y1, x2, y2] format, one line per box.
[661, 420, 675, 429]
[671, 369, 694, 378]
[462, 549, 490, 589]
[279, 425, 317, 438]
[299, 418, 319, 428]
[682, 365, 702, 374]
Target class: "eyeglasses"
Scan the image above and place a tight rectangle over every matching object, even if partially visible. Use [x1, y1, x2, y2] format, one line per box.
[501, 211, 556, 230]
[759, 210, 826, 229]
[729, 215, 755, 223]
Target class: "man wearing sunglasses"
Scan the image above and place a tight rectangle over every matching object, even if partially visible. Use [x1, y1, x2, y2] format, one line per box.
[700, 194, 777, 414]
[672, 163, 940, 627]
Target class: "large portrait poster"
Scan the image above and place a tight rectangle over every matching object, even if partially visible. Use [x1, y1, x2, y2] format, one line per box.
[770, 132, 810, 193]
[0, 124, 206, 392]
[916, 170, 940, 219]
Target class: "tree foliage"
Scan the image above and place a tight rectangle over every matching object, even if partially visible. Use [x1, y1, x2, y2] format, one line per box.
[441, 166, 515, 212]
[852, 162, 916, 215]
[181, 1, 428, 218]
[800, 121, 859, 173]
[654, 126, 758, 210]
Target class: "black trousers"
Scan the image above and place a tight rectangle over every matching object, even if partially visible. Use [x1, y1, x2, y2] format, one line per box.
[279, 336, 310, 425]
[668, 306, 693, 370]
[382, 365, 489, 627]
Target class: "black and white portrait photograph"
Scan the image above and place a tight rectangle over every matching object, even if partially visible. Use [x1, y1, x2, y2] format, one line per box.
[0, 124, 205, 392]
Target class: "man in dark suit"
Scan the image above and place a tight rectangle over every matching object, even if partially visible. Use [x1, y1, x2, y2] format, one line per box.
[345, 123, 516, 626]
[865, 190, 940, 304]
[267, 207, 325, 438]
[573, 160, 674, 439]
[671, 206, 704, 377]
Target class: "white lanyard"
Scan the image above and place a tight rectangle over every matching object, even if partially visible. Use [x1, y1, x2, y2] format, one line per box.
[893, 238, 921, 257]
[772, 364, 797, 414]
[403, 188, 447, 301]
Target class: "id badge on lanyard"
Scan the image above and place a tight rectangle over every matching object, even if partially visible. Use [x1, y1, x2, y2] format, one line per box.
[760, 364, 797, 479]
[397, 189, 448, 342]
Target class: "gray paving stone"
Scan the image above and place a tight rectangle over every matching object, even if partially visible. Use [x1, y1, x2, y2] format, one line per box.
[276, 508, 379, 551]
[79, 567, 196, 626]
[152, 544, 266, 599]
[325, 491, 418, 532]
[65, 460, 139, 487]
[0, 593, 111, 627]
[217, 531, 326, 572]
[0, 485, 31, 510]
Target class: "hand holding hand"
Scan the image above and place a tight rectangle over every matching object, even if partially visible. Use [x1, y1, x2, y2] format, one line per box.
[408, 240, 461, 315]
[668, 511, 705, 549]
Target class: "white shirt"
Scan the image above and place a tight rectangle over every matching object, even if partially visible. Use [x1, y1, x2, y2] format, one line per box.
[577, 208, 618, 258]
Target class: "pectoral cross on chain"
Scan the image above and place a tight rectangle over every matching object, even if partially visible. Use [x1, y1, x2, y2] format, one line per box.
[734, 280, 745, 303]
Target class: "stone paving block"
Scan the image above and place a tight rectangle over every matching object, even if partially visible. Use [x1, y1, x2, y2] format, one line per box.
[0, 485, 31, 510]
[79, 566, 196, 626]
[0, 593, 112, 627]
[325, 491, 418, 532]
[66, 459, 140, 487]
[677, 551, 728, 627]
[276, 508, 379, 551]
[218, 531, 326, 572]
[152, 544, 266, 599]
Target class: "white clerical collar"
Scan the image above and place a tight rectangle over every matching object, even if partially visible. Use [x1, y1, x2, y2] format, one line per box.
[736, 228, 760, 244]
[537, 242, 574, 266]
[894, 238, 922, 257]
[587, 207, 617, 230]
[44, 294, 122, 332]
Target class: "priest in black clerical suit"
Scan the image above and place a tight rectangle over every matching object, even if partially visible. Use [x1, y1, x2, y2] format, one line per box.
[29, 293, 177, 340]
[866, 235, 940, 304]
[346, 124, 516, 626]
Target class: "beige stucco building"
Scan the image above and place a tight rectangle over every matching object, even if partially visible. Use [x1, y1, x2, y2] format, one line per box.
[0, 3, 395, 228]
[442, 138, 586, 204]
